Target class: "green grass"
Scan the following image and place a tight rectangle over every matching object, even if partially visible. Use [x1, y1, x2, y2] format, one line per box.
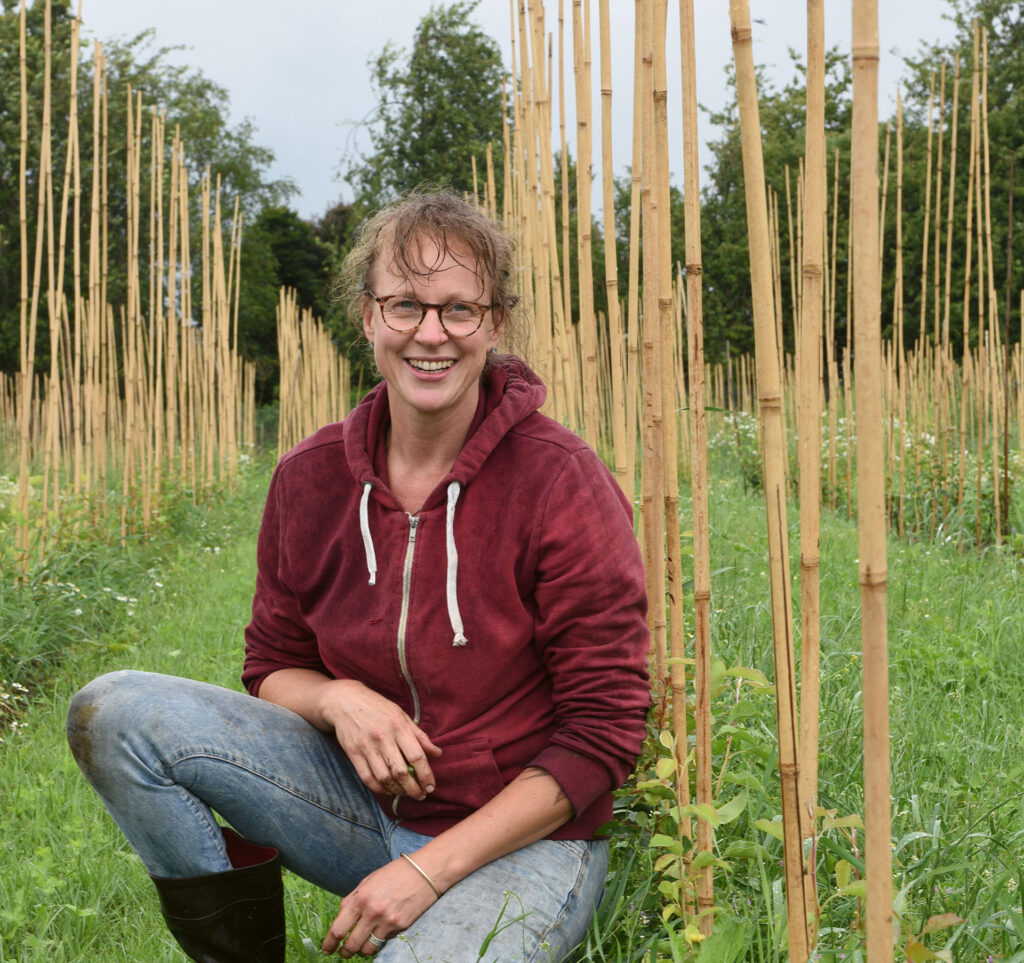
[1, 445, 1023, 961]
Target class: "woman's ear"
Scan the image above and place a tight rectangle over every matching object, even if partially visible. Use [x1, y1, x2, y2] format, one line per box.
[487, 309, 505, 349]
[361, 295, 375, 343]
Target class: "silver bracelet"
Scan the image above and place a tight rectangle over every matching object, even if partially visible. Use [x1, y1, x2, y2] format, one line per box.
[399, 852, 442, 899]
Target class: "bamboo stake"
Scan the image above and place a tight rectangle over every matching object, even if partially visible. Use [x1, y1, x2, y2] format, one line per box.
[979, 29, 1001, 545]
[798, 0, 825, 937]
[624, 6, 644, 494]
[851, 0, 894, 956]
[637, 0, 668, 721]
[678, 0, 713, 931]
[932, 62, 946, 347]
[919, 73, 935, 349]
[894, 91, 906, 536]
[728, 2, 809, 956]
[16, 0, 35, 570]
[572, 0, 599, 450]
[598, 0, 628, 498]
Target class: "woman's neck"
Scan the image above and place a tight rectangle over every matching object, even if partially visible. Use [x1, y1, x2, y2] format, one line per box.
[385, 389, 480, 511]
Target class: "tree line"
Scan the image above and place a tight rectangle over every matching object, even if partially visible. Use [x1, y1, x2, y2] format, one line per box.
[0, 0, 1020, 411]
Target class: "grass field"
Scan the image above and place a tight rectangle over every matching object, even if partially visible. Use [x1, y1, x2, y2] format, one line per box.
[0, 445, 1022, 961]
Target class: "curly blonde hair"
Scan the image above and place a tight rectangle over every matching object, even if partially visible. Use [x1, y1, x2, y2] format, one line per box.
[335, 191, 523, 355]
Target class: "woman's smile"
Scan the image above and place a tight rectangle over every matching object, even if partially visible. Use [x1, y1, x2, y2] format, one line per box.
[362, 238, 501, 427]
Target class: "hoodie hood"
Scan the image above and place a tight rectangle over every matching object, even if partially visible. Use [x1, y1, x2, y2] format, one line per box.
[343, 357, 548, 499]
[343, 358, 548, 644]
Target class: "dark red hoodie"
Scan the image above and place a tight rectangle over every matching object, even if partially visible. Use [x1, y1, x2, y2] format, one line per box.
[243, 359, 650, 839]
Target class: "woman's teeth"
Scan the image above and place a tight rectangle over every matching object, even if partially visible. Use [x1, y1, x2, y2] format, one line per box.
[409, 359, 455, 372]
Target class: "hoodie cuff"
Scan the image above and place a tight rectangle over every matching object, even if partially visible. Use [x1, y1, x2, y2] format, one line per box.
[528, 745, 611, 818]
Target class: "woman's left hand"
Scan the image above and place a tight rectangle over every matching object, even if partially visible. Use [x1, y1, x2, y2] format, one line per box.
[322, 857, 439, 957]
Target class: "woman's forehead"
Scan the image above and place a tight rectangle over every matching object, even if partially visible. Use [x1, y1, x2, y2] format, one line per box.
[373, 233, 488, 293]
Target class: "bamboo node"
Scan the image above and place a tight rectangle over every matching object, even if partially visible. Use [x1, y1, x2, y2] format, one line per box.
[685, 262, 703, 277]
[693, 589, 711, 602]
[858, 567, 889, 588]
[851, 44, 880, 62]
[731, 26, 752, 44]
[801, 264, 823, 280]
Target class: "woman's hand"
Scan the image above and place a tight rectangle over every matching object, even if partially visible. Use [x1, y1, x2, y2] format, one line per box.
[319, 679, 442, 799]
[322, 856, 439, 957]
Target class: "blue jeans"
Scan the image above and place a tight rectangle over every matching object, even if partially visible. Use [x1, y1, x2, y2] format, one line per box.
[67, 670, 607, 962]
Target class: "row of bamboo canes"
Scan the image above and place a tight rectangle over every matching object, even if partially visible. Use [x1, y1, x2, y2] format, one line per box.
[4, 0, 1020, 958]
[4, 1, 345, 566]
[501, 0, 1016, 958]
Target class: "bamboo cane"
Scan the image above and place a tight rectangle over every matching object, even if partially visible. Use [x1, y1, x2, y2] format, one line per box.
[932, 62, 946, 347]
[598, 0, 629, 498]
[637, 0, 668, 721]
[894, 91, 906, 536]
[851, 0, 894, 956]
[15, 0, 34, 570]
[798, 0, 825, 937]
[979, 29, 1001, 545]
[678, 0, 713, 931]
[624, 6, 643, 495]
[919, 74, 935, 349]
[728, 1, 809, 956]
[572, 0, 599, 451]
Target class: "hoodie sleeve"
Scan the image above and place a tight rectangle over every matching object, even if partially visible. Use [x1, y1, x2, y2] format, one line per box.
[242, 462, 331, 695]
[526, 448, 650, 818]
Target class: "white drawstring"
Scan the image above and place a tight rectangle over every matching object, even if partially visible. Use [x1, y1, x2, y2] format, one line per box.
[359, 482, 378, 586]
[445, 481, 468, 647]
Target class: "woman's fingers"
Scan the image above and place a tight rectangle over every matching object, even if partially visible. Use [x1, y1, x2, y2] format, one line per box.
[393, 730, 442, 797]
[323, 860, 438, 956]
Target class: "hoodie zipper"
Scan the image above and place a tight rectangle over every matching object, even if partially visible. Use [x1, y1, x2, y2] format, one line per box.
[397, 514, 421, 723]
[394, 514, 421, 819]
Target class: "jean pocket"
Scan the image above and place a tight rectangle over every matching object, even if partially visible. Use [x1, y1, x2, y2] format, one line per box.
[395, 740, 505, 821]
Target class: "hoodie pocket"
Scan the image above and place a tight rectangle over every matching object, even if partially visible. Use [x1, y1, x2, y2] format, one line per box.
[394, 739, 505, 822]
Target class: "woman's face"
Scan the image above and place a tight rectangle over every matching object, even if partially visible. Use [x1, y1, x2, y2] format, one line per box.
[362, 236, 501, 427]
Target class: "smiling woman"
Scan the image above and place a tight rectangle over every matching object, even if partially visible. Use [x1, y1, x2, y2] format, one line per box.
[67, 191, 651, 963]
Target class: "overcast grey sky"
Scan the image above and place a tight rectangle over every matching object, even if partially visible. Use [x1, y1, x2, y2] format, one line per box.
[78, 1, 957, 219]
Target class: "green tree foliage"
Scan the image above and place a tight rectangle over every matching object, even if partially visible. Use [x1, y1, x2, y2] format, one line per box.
[344, 0, 504, 213]
[697, 51, 852, 362]
[897, 0, 1023, 350]
[0, 1, 294, 376]
[236, 206, 335, 402]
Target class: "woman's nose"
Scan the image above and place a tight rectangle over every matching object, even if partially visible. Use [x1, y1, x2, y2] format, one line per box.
[415, 306, 449, 344]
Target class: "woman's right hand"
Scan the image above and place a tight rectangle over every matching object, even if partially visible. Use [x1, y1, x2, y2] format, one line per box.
[318, 679, 442, 800]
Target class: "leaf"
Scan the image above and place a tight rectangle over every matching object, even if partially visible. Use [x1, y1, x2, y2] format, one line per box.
[721, 840, 763, 859]
[834, 859, 853, 891]
[821, 813, 865, 831]
[920, 913, 965, 935]
[659, 729, 676, 751]
[722, 665, 771, 687]
[651, 833, 684, 855]
[656, 755, 677, 780]
[683, 922, 706, 944]
[651, 831, 684, 848]
[716, 791, 748, 825]
[658, 879, 680, 901]
[839, 879, 867, 899]
[905, 941, 948, 962]
[719, 771, 764, 793]
[693, 803, 721, 827]
[690, 850, 716, 871]
[654, 852, 679, 872]
[755, 818, 784, 841]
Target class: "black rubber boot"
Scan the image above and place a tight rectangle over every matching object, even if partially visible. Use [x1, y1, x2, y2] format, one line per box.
[151, 828, 286, 963]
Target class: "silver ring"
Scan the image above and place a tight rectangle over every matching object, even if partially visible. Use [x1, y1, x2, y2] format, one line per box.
[367, 933, 386, 949]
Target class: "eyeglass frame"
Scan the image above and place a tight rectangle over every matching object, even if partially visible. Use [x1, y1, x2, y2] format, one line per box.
[367, 291, 496, 338]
